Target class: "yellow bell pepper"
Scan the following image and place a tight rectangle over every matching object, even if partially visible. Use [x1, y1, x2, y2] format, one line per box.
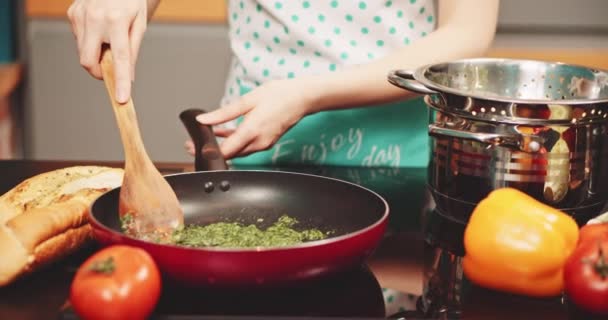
[463, 188, 579, 297]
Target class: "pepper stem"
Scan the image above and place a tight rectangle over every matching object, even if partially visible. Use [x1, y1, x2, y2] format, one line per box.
[594, 244, 608, 280]
[88, 256, 116, 275]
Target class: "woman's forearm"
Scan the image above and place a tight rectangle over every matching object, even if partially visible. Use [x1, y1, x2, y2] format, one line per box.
[307, 26, 496, 112]
[307, 0, 500, 113]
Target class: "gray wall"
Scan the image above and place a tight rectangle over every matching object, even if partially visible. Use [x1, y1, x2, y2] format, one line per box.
[25, 21, 231, 162]
[497, 0, 608, 32]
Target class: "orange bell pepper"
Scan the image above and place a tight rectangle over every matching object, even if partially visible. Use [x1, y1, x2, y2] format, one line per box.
[463, 188, 579, 297]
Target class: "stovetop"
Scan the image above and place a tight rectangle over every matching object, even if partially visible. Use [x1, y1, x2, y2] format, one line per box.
[4, 160, 605, 319]
[54, 164, 429, 320]
[58, 246, 389, 319]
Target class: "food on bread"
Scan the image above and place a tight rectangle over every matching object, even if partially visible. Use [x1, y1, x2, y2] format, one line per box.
[0, 166, 123, 286]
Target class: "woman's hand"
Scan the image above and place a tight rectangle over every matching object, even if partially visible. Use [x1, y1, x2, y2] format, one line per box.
[188, 78, 320, 159]
[67, 0, 156, 103]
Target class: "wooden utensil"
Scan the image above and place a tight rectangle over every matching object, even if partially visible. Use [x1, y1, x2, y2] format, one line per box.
[99, 46, 183, 239]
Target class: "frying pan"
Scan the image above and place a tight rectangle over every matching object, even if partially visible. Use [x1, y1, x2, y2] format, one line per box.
[88, 109, 389, 287]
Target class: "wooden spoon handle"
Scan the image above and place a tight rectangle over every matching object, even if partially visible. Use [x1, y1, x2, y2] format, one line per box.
[99, 46, 150, 167]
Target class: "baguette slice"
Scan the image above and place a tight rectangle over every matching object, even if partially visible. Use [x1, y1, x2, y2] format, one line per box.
[0, 166, 123, 286]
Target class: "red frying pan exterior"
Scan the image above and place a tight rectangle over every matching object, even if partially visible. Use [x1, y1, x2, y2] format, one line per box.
[87, 109, 389, 287]
[89, 196, 387, 287]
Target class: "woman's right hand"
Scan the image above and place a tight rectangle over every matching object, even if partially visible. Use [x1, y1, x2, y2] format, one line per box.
[67, 0, 153, 103]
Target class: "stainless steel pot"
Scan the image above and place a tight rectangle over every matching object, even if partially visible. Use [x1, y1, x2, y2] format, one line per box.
[388, 58, 608, 224]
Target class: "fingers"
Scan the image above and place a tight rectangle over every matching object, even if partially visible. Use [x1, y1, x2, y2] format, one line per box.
[184, 140, 195, 156]
[185, 125, 275, 159]
[67, 0, 146, 95]
[217, 122, 279, 159]
[186, 135, 270, 160]
[80, 14, 103, 79]
[129, 13, 147, 81]
[195, 100, 254, 157]
[67, 1, 86, 61]
[227, 133, 277, 158]
[238, 143, 267, 158]
[183, 127, 235, 158]
[196, 100, 252, 125]
[213, 127, 235, 137]
[218, 124, 256, 159]
[108, 15, 132, 103]
[80, 36, 102, 79]
[67, 1, 81, 40]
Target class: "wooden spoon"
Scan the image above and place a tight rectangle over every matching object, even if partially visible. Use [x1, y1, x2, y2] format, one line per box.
[99, 46, 183, 239]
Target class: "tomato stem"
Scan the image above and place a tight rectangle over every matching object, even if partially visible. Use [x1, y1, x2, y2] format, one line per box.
[88, 256, 115, 275]
[595, 244, 608, 280]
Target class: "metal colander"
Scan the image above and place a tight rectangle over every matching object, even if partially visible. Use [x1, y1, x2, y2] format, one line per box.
[422, 58, 608, 101]
[389, 58, 608, 125]
[388, 58, 608, 224]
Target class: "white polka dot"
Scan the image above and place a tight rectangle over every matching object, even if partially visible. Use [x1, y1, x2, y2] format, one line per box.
[223, 0, 436, 97]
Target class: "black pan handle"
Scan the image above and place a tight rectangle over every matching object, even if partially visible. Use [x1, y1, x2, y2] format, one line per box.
[179, 108, 229, 171]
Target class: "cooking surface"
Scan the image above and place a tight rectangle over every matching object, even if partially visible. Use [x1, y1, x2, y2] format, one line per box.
[0, 160, 595, 319]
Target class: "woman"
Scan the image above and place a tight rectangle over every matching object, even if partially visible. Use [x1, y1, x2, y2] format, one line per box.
[68, 0, 499, 168]
[69, 1, 499, 311]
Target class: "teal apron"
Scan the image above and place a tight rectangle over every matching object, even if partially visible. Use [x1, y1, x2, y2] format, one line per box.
[0, 1, 15, 63]
[231, 86, 430, 168]
[229, 87, 430, 298]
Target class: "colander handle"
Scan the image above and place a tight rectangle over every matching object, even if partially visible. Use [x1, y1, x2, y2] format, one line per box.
[429, 124, 543, 153]
[387, 69, 437, 95]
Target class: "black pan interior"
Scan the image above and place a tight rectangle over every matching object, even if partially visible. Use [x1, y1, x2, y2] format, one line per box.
[92, 171, 387, 238]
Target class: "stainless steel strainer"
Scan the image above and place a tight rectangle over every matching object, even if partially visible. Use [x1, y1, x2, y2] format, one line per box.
[389, 58, 608, 125]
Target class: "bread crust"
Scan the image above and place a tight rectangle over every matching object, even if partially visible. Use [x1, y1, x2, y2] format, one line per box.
[0, 166, 123, 286]
[29, 225, 92, 276]
[0, 224, 29, 285]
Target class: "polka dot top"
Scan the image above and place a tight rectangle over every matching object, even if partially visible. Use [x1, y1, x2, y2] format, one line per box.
[221, 0, 437, 106]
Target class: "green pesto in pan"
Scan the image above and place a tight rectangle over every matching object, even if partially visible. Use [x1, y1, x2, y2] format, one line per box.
[120, 214, 328, 248]
[172, 215, 327, 248]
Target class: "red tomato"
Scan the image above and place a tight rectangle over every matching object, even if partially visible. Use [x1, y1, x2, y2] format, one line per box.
[578, 223, 608, 245]
[70, 245, 162, 320]
[564, 239, 608, 315]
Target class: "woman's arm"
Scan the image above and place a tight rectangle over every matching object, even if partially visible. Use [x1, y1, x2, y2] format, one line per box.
[309, 0, 500, 112]
[195, 0, 500, 159]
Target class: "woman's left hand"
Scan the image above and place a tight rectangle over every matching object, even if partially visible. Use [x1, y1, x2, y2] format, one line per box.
[187, 77, 320, 159]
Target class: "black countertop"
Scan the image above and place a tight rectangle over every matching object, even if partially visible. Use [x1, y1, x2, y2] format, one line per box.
[0, 160, 598, 320]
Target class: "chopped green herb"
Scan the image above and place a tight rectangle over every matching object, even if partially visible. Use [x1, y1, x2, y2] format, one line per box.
[171, 215, 326, 248]
[120, 213, 134, 233]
